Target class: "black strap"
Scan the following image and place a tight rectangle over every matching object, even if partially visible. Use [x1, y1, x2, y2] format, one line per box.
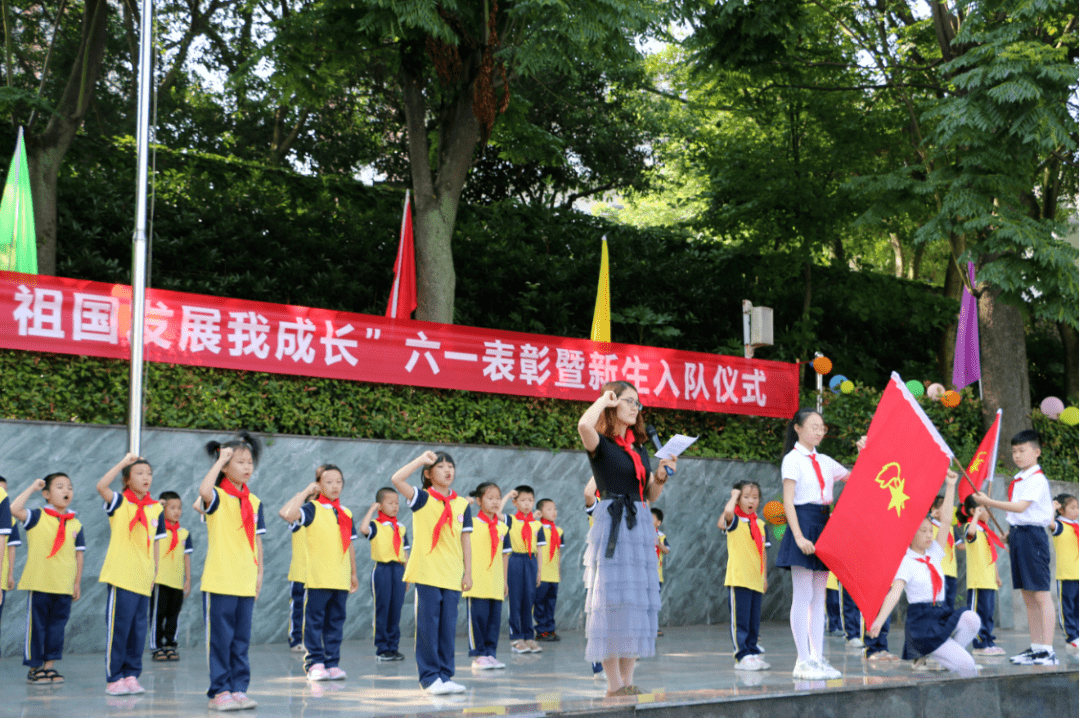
[602, 493, 638, 559]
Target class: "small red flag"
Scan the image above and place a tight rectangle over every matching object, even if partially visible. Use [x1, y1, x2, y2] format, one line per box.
[386, 191, 417, 320]
[958, 409, 1002, 505]
[815, 373, 954, 621]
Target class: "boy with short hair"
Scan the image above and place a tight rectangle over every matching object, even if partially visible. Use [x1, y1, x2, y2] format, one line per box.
[973, 429, 1057, 665]
[501, 486, 545, 653]
[534, 499, 564, 642]
[652, 508, 670, 637]
[359, 487, 410, 661]
[150, 491, 193, 661]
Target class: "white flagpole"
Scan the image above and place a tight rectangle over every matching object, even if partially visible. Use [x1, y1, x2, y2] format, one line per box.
[128, 0, 155, 455]
[388, 190, 409, 319]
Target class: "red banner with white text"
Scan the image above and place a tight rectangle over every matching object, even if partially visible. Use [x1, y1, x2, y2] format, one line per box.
[0, 271, 799, 417]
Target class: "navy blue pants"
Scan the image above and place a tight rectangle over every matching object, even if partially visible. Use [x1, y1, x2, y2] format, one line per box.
[944, 576, 958, 609]
[729, 586, 763, 660]
[372, 562, 406, 654]
[289, 581, 305, 648]
[826, 588, 841, 632]
[203, 592, 254, 698]
[414, 584, 458, 689]
[304, 588, 347, 670]
[533, 581, 558, 633]
[864, 615, 891, 656]
[149, 584, 184, 650]
[24, 591, 71, 667]
[105, 584, 149, 682]
[968, 588, 997, 648]
[1059, 580, 1078, 642]
[468, 597, 502, 657]
[507, 553, 537, 640]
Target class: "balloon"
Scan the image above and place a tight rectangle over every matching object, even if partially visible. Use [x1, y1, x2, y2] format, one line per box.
[772, 525, 787, 541]
[1040, 397, 1065, 419]
[1060, 407, 1079, 426]
[813, 357, 833, 375]
[927, 383, 946, 400]
[763, 501, 786, 525]
[829, 375, 847, 394]
[906, 380, 925, 397]
[942, 390, 961, 408]
[841, 380, 855, 394]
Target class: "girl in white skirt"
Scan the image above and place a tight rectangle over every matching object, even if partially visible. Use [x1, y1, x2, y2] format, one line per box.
[577, 381, 677, 697]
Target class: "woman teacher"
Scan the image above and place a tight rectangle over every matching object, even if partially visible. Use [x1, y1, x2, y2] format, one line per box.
[577, 381, 677, 697]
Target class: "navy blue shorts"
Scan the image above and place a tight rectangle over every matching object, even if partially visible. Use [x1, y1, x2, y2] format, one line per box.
[1009, 525, 1051, 592]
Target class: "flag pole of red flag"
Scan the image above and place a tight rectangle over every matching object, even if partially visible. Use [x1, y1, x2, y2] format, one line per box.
[386, 190, 417, 320]
[815, 372, 955, 621]
[958, 409, 1002, 505]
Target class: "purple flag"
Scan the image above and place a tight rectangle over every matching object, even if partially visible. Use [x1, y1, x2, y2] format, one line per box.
[952, 262, 980, 390]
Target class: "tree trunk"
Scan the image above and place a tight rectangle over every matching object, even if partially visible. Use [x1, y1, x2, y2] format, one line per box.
[26, 0, 110, 276]
[978, 284, 1032, 470]
[1059, 321, 1078, 402]
[401, 48, 481, 325]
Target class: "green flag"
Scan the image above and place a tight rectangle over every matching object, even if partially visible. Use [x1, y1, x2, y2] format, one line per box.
[0, 127, 37, 274]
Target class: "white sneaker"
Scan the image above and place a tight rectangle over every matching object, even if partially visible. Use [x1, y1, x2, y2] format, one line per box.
[441, 679, 467, 693]
[812, 658, 842, 679]
[424, 678, 452, 695]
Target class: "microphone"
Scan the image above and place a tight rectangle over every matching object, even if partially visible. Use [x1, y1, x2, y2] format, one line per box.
[646, 424, 674, 477]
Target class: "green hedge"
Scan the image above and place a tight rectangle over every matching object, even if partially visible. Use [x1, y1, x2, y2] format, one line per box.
[2, 350, 1075, 481]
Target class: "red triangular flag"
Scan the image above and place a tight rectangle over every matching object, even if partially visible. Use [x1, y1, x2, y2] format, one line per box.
[958, 409, 1002, 505]
[815, 373, 954, 622]
[385, 191, 417, 319]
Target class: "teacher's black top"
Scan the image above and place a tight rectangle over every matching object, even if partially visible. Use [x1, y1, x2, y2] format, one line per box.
[588, 434, 653, 498]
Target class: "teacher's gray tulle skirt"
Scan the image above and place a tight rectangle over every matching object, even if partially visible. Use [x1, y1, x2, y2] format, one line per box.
[583, 498, 661, 662]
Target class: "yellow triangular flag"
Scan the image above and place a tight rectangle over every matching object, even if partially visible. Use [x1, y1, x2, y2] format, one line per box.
[590, 235, 610, 342]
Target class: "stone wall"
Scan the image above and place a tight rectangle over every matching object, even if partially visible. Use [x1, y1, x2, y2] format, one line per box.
[0, 418, 1069, 656]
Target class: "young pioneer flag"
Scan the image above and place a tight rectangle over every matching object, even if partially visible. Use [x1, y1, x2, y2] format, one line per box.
[815, 373, 955, 621]
[958, 409, 1002, 505]
[590, 235, 610, 342]
[385, 190, 416, 320]
[0, 127, 37, 274]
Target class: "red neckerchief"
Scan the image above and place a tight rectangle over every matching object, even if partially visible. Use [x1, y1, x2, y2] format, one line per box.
[427, 488, 458, 553]
[43, 507, 75, 558]
[219, 481, 257, 562]
[475, 510, 500, 567]
[977, 520, 1005, 564]
[164, 520, 181, 555]
[612, 429, 647, 502]
[807, 451, 827, 503]
[123, 489, 158, 551]
[377, 511, 402, 556]
[316, 495, 351, 553]
[1008, 468, 1043, 502]
[735, 506, 765, 573]
[514, 511, 535, 555]
[916, 555, 943, 602]
[540, 519, 561, 561]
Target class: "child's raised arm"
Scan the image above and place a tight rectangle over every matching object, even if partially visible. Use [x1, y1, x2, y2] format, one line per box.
[936, 470, 958, 554]
[10, 479, 45, 523]
[358, 502, 379, 537]
[97, 453, 141, 504]
[390, 451, 439, 503]
[280, 483, 319, 524]
[868, 579, 905, 638]
[199, 447, 233, 505]
[718, 487, 741, 529]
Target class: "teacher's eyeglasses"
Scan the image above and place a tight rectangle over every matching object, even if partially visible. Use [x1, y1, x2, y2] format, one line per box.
[621, 397, 643, 410]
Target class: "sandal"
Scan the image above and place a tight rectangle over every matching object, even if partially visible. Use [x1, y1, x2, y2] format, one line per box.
[27, 668, 51, 684]
[42, 669, 64, 683]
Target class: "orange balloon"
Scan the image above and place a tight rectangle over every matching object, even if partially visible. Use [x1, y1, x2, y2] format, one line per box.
[942, 390, 961, 408]
[812, 357, 833, 375]
[763, 500, 787, 525]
